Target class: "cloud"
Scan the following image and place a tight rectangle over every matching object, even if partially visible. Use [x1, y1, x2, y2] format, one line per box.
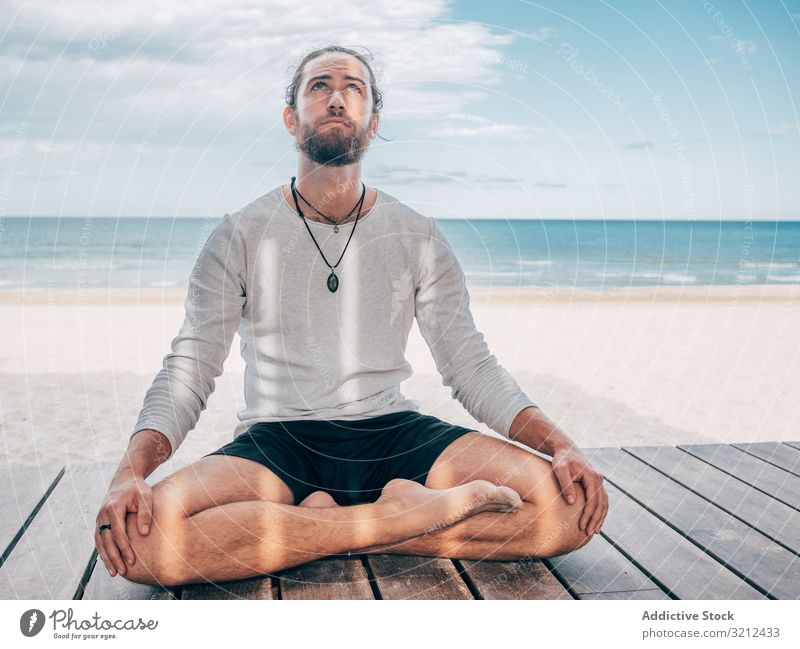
[767, 122, 799, 137]
[427, 112, 547, 138]
[369, 163, 518, 187]
[733, 39, 758, 54]
[529, 27, 561, 44]
[1, 0, 526, 151]
[533, 181, 566, 188]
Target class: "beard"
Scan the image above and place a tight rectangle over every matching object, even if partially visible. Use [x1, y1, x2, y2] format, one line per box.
[295, 114, 372, 167]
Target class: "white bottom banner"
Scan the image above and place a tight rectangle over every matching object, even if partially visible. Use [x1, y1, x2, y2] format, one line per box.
[1, 600, 797, 647]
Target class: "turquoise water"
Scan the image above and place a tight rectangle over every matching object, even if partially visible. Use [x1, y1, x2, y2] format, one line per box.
[1, 217, 798, 290]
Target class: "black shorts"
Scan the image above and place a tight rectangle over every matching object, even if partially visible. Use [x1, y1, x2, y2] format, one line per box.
[203, 410, 474, 506]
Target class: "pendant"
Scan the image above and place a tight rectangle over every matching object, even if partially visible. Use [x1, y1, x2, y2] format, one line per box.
[327, 271, 339, 293]
[334, 225, 339, 233]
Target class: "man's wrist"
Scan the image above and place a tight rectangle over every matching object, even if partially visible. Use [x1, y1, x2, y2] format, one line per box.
[508, 406, 578, 456]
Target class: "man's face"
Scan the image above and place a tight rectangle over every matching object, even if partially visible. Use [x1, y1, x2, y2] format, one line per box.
[285, 53, 378, 167]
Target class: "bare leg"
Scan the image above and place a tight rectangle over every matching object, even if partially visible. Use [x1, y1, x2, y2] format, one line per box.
[298, 433, 595, 560]
[123, 468, 521, 586]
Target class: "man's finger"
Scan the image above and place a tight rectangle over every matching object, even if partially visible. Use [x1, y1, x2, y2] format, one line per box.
[100, 524, 128, 576]
[578, 475, 601, 532]
[594, 489, 608, 534]
[552, 463, 576, 505]
[94, 530, 116, 577]
[108, 506, 136, 569]
[588, 485, 608, 535]
[137, 491, 153, 535]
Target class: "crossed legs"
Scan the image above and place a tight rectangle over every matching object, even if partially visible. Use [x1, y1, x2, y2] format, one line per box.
[122, 431, 593, 586]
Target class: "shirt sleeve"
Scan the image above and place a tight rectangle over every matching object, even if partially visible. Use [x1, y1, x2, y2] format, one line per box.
[131, 213, 247, 460]
[414, 218, 538, 438]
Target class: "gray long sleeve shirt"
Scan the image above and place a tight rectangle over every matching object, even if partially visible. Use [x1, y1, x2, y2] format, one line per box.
[132, 185, 537, 460]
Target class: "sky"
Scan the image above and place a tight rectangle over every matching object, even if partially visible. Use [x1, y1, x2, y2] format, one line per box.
[1, 0, 798, 220]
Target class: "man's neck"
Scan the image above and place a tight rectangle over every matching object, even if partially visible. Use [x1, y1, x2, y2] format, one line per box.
[293, 158, 365, 220]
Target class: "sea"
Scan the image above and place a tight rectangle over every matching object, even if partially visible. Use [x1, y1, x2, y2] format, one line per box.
[1, 217, 798, 291]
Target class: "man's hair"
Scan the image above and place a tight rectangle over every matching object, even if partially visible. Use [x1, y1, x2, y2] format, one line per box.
[284, 45, 383, 116]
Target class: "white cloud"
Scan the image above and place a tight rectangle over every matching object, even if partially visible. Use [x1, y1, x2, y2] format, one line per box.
[1, 0, 525, 151]
[427, 112, 547, 138]
[767, 122, 799, 137]
[529, 26, 561, 44]
[734, 39, 758, 54]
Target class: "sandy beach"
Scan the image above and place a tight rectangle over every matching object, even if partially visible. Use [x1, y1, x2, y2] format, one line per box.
[1, 284, 798, 466]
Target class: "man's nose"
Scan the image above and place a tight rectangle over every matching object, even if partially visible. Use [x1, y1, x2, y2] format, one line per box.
[327, 89, 345, 111]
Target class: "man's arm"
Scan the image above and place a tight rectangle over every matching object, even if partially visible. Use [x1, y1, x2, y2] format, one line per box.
[414, 218, 537, 437]
[508, 405, 577, 455]
[131, 212, 247, 461]
[414, 219, 607, 535]
[116, 428, 173, 481]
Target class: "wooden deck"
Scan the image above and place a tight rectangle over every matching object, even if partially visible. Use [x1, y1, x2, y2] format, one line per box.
[1, 441, 798, 600]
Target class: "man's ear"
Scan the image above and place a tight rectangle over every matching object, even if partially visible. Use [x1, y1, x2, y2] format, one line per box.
[283, 105, 297, 136]
[370, 112, 379, 138]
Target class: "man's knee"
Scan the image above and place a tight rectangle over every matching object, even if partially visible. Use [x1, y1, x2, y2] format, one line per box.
[120, 484, 190, 587]
[526, 479, 596, 558]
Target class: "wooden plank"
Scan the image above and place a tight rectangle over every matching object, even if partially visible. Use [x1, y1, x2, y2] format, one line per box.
[279, 557, 374, 600]
[546, 533, 664, 596]
[80, 458, 193, 600]
[626, 445, 800, 554]
[679, 444, 800, 510]
[0, 464, 63, 565]
[0, 463, 116, 599]
[182, 576, 274, 599]
[460, 558, 571, 600]
[366, 555, 471, 599]
[574, 476, 763, 599]
[581, 589, 670, 600]
[587, 448, 800, 600]
[733, 442, 800, 477]
[82, 556, 174, 600]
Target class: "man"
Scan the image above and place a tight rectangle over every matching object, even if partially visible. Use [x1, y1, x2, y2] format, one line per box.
[95, 45, 607, 587]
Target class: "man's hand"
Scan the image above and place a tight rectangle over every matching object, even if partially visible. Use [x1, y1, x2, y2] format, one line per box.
[551, 445, 608, 536]
[94, 472, 153, 577]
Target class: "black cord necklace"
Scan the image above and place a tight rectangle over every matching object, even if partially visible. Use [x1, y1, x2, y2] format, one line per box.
[292, 180, 363, 233]
[290, 176, 365, 293]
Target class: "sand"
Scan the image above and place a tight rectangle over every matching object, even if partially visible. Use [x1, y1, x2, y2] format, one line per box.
[1, 285, 798, 466]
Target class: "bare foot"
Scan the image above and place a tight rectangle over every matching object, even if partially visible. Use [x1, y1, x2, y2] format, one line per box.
[299, 491, 340, 508]
[373, 478, 522, 543]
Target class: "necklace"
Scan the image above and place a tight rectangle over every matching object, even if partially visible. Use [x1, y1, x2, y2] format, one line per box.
[291, 178, 364, 233]
[290, 176, 365, 293]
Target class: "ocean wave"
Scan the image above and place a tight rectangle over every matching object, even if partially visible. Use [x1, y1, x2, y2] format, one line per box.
[767, 275, 800, 283]
[148, 280, 181, 287]
[740, 261, 798, 270]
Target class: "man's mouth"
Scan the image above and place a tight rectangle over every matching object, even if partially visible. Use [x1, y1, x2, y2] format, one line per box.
[322, 117, 350, 127]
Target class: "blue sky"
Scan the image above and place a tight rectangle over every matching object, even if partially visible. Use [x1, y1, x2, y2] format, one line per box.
[1, 0, 798, 219]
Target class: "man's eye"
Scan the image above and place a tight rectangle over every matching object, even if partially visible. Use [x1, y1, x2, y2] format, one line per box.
[348, 84, 361, 93]
[311, 81, 326, 90]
